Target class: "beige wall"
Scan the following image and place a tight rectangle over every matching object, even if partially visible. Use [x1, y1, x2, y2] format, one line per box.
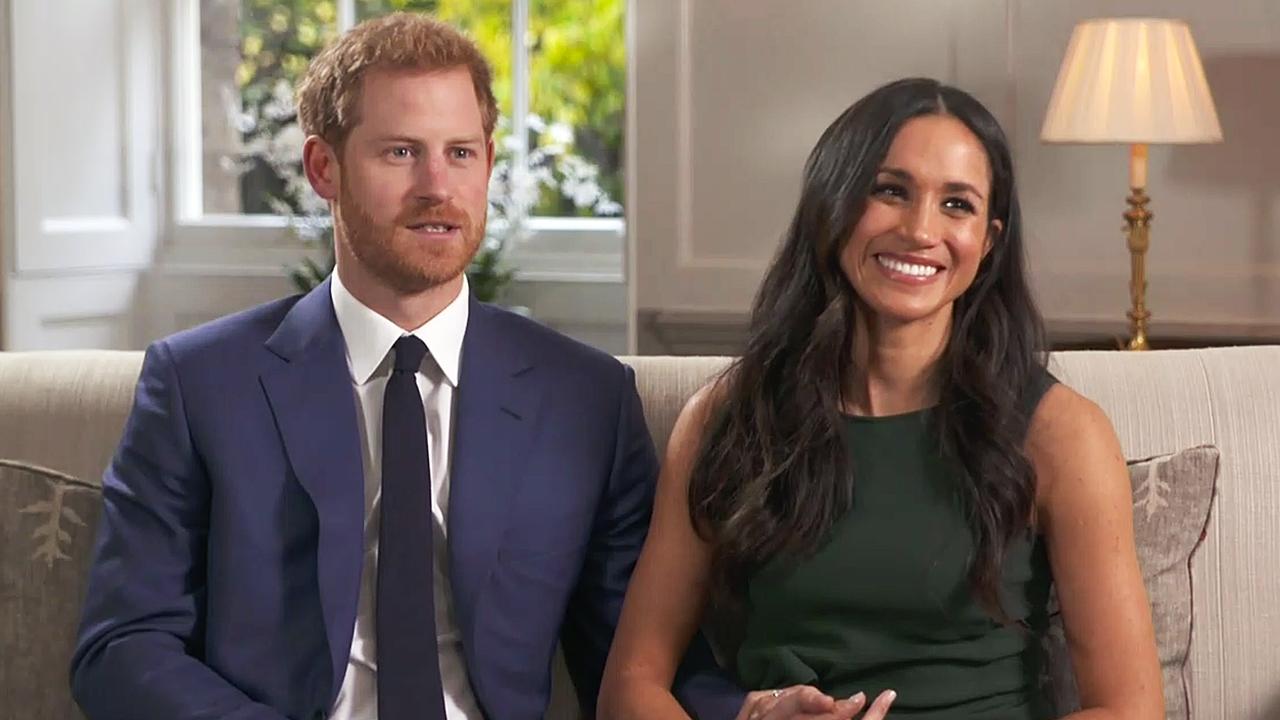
[0, 0, 10, 349]
[631, 0, 1280, 349]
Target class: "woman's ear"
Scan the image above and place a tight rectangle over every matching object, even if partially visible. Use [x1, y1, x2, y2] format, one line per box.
[984, 218, 1004, 259]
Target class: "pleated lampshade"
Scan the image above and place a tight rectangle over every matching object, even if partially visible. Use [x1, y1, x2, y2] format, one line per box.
[1041, 18, 1222, 144]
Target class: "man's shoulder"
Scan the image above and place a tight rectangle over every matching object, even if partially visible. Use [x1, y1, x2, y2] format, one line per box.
[156, 293, 305, 363]
[476, 302, 625, 381]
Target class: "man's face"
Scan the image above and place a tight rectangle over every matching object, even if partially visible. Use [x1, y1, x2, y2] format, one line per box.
[332, 66, 494, 294]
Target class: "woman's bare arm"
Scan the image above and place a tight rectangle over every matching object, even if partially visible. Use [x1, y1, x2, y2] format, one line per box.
[1030, 385, 1164, 720]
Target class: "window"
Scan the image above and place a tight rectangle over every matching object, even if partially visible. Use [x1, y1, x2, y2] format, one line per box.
[172, 0, 625, 280]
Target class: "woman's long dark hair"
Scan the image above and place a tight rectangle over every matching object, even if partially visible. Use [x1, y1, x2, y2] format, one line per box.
[688, 78, 1046, 620]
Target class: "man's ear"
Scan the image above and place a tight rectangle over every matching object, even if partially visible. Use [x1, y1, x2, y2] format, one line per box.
[303, 135, 340, 201]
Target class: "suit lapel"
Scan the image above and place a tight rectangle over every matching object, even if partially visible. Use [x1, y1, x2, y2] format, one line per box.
[448, 299, 539, 644]
[259, 279, 365, 704]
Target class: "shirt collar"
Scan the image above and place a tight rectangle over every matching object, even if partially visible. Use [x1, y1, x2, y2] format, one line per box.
[330, 271, 469, 387]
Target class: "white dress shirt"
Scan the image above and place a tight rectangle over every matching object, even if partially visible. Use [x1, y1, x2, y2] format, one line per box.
[328, 272, 483, 720]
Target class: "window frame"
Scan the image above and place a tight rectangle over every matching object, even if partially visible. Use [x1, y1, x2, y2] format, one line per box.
[164, 0, 623, 283]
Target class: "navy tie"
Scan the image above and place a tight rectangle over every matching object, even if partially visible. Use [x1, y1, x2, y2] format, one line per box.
[377, 336, 447, 719]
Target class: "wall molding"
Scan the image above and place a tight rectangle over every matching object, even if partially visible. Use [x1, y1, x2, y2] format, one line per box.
[672, 0, 775, 272]
[6, 274, 141, 350]
[9, 0, 159, 274]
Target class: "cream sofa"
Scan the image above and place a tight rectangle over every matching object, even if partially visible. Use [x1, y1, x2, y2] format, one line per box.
[1, 347, 1278, 720]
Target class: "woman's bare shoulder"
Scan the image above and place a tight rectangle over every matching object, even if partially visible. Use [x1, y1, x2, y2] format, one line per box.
[1026, 383, 1127, 508]
[667, 375, 732, 459]
[1027, 383, 1116, 452]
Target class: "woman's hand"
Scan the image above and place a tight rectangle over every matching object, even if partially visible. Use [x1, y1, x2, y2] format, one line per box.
[733, 686, 896, 720]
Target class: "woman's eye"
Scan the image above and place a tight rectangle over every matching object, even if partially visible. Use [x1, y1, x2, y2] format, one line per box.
[872, 183, 906, 199]
[944, 197, 976, 214]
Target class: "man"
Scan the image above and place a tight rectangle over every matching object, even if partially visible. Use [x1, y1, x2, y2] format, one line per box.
[70, 13, 742, 720]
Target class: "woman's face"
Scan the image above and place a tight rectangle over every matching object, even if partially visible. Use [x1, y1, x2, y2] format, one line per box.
[839, 114, 1001, 330]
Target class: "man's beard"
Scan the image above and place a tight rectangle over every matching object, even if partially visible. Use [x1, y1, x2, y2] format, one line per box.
[335, 182, 484, 294]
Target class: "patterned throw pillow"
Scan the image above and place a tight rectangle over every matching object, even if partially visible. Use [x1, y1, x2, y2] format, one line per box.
[0, 459, 102, 720]
[1041, 445, 1220, 720]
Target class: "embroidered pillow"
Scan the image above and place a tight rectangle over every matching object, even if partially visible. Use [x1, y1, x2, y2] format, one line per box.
[1042, 445, 1219, 720]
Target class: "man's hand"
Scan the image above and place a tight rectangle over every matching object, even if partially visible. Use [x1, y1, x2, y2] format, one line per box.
[732, 686, 896, 720]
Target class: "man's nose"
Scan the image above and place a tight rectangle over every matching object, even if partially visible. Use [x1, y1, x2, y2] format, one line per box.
[410, 154, 452, 205]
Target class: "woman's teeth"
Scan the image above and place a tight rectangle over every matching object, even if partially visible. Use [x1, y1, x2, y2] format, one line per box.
[876, 255, 939, 277]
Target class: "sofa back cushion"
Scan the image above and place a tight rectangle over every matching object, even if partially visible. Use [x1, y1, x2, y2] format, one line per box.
[0, 460, 101, 720]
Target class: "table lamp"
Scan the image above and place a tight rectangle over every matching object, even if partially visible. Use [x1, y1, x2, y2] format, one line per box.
[1041, 18, 1222, 350]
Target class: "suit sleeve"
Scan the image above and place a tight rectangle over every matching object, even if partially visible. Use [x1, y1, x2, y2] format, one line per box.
[559, 364, 746, 720]
[69, 341, 287, 720]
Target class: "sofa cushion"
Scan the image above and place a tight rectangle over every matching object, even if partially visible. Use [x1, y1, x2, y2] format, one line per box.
[1043, 444, 1219, 720]
[0, 459, 101, 720]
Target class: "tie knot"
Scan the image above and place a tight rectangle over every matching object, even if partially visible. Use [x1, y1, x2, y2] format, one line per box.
[391, 336, 428, 374]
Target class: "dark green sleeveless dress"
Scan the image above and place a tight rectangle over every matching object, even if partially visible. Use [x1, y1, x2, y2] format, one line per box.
[735, 370, 1058, 719]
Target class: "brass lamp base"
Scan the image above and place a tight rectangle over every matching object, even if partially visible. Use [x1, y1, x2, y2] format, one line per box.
[1124, 187, 1152, 351]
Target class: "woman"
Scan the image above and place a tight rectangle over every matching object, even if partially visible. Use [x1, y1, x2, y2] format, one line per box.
[598, 79, 1163, 720]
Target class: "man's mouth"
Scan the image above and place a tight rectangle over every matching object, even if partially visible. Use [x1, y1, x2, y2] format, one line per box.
[405, 221, 460, 234]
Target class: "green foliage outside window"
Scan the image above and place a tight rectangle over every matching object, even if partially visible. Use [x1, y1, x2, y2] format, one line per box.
[227, 0, 623, 217]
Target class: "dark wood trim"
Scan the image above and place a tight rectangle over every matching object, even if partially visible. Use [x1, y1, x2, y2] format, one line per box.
[637, 309, 1280, 355]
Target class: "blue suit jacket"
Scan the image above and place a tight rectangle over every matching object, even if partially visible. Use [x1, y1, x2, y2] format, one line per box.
[71, 281, 743, 720]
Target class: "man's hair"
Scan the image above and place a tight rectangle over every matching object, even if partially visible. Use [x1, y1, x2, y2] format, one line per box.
[296, 12, 498, 150]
